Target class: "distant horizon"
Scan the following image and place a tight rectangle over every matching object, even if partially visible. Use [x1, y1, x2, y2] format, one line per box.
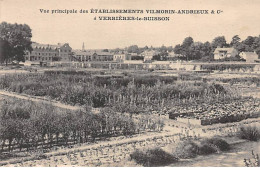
[1, 0, 260, 49]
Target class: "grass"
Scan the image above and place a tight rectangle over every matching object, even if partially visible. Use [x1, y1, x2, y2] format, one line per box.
[130, 148, 178, 167]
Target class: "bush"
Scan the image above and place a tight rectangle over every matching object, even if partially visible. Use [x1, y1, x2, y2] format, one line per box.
[201, 137, 230, 151]
[130, 148, 178, 167]
[174, 140, 200, 158]
[198, 143, 217, 155]
[238, 126, 260, 141]
[173, 138, 230, 158]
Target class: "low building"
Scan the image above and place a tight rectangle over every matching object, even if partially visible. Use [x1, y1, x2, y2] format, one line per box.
[72, 50, 114, 62]
[213, 47, 238, 60]
[25, 42, 72, 62]
[92, 52, 114, 61]
[167, 52, 184, 60]
[142, 50, 160, 61]
[113, 52, 131, 62]
[239, 51, 259, 63]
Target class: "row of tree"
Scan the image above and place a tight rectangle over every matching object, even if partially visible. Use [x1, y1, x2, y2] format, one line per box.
[173, 35, 260, 61]
[0, 99, 164, 152]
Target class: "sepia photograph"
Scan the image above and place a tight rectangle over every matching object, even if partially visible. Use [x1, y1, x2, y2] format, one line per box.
[0, 0, 260, 167]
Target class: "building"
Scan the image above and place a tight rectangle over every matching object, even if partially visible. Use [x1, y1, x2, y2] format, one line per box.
[25, 42, 72, 63]
[72, 50, 114, 62]
[213, 47, 238, 60]
[167, 52, 184, 60]
[142, 50, 160, 61]
[239, 51, 259, 63]
[92, 52, 114, 61]
[113, 51, 132, 62]
[72, 50, 93, 62]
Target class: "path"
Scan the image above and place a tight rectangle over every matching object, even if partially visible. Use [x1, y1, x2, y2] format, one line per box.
[0, 90, 81, 110]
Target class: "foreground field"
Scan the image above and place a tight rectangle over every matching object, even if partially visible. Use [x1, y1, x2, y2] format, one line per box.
[0, 69, 259, 167]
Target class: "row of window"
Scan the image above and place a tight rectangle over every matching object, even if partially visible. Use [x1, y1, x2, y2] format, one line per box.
[26, 56, 52, 61]
[36, 52, 57, 56]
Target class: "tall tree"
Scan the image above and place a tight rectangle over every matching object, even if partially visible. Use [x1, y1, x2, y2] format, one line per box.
[182, 37, 194, 47]
[230, 35, 241, 46]
[0, 22, 32, 64]
[211, 36, 227, 48]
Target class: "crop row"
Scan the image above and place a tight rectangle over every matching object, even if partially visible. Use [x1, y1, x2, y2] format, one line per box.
[0, 98, 164, 153]
[0, 73, 238, 112]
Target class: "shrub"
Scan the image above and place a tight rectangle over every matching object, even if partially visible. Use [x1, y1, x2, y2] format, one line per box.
[173, 138, 230, 158]
[201, 137, 230, 151]
[173, 140, 200, 158]
[198, 143, 217, 155]
[238, 126, 260, 141]
[130, 148, 178, 167]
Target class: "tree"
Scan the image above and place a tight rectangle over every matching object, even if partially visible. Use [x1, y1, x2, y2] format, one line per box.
[102, 49, 109, 52]
[190, 42, 206, 60]
[127, 45, 139, 53]
[182, 37, 194, 47]
[211, 36, 227, 48]
[159, 45, 167, 53]
[230, 35, 241, 46]
[202, 41, 212, 58]
[0, 22, 32, 64]
[173, 44, 182, 54]
[243, 36, 255, 47]
[0, 38, 12, 65]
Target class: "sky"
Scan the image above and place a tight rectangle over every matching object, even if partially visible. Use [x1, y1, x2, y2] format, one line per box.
[1, 0, 260, 49]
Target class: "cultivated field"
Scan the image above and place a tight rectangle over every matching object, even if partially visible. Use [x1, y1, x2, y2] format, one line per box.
[0, 67, 259, 167]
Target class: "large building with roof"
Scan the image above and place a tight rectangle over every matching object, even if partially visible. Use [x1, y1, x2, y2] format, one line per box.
[113, 51, 131, 62]
[213, 47, 238, 60]
[24, 42, 72, 63]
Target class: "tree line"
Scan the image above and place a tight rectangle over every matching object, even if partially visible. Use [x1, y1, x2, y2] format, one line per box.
[113, 35, 260, 61]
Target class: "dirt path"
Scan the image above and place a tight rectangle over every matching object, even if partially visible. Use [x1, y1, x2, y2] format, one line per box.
[0, 90, 81, 110]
